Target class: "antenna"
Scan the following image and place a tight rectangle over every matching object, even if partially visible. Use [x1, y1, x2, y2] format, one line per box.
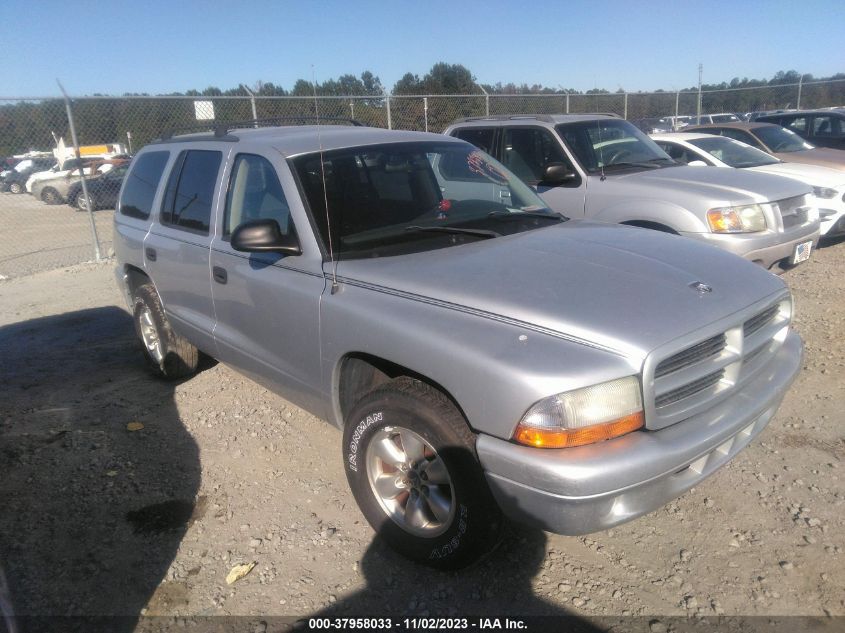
[312, 66, 340, 294]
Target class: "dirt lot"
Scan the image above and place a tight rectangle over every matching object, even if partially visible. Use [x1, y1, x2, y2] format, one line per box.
[0, 192, 114, 279]
[0, 238, 843, 630]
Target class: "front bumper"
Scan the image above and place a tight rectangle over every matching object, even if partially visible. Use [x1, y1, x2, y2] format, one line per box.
[476, 330, 802, 535]
[689, 227, 819, 269]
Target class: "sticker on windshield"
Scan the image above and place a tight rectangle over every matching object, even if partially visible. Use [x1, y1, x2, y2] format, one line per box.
[467, 151, 508, 185]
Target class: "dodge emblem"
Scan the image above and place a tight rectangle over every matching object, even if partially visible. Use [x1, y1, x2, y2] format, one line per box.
[689, 281, 713, 293]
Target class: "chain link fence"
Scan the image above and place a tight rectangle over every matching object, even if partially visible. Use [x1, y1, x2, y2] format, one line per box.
[1, 79, 843, 278]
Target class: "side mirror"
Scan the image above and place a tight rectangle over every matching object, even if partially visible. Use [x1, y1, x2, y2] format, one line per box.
[687, 160, 709, 167]
[231, 219, 301, 255]
[542, 163, 577, 185]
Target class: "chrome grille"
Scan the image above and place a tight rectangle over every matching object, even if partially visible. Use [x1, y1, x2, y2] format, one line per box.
[656, 369, 725, 408]
[774, 195, 809, 230]
[646, 296, 790, 429]
[744, 305, 779, 338]
[655, 333, 726, 378]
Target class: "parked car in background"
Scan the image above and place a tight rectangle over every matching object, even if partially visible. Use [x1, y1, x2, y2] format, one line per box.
[685, 122, 845, 172]
[0, 157, 55, 193]
[631, 117, 672, 134]
[756, 109, 845, 150]
[652, 132, 845, 237]
[693, 113, 742, 125]
[114, 123, 804, 568]
[659, 115, 692, 131]
[445, 114, 819, 271]
[747, 109, 793, 122]
[25, 157, 101, 194]
[67, 161, 129, 210]
[30, 159, 121, 205]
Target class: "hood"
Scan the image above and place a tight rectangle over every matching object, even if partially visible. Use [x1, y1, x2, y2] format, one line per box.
[598, 165, 809, 206]
[774, 148, 845, 172]
[748, 161, 845, 188]
[334, 222, 786, 360]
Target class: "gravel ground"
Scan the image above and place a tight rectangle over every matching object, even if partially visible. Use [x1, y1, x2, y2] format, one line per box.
[0, 239, 843, 630]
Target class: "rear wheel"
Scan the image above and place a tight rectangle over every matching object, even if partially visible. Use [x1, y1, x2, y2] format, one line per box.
[343, 377, 502, 569]
[76, 193, 95, 211]
[132, 283, 198, 380]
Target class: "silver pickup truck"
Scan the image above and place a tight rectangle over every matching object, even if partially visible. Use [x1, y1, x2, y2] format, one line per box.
[444, 114, 820, 271]
[114, 124, 803, 568]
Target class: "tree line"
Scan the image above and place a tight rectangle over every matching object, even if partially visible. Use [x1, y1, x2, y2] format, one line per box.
[1, 63, 843, 157]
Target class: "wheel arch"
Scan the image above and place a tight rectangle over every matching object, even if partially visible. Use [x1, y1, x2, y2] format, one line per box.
[334, 353, 469, 431]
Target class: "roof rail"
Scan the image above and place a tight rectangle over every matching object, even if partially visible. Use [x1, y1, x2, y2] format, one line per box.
[156, 116, 364, 141]
[452, 112, 621, 124]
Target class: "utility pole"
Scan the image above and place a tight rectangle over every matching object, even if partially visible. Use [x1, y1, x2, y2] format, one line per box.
[697, 63, 703, 123]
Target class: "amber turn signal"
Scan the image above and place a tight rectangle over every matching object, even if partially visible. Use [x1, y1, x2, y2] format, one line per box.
[514, 412, 645, 449]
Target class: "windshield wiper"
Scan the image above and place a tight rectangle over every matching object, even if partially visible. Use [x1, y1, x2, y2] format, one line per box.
[404, 225, 500, 239]
[487, 210, 568, 221]
[603, 161, 663, 170]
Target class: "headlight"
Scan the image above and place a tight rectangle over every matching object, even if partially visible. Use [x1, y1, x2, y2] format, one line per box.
[513, 376, 644, 448]
[706, 204, 767, 233]
[812, 186, 838, 199]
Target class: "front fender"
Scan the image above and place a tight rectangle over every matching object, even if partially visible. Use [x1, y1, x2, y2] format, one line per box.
[321, 281, 640, 441]
[590, 199, 708, 233]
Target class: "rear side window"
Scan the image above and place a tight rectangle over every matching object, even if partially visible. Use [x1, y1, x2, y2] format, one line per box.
[119, 151, 170, 220]
[160, 150, 222, 235]
[453, 128, 496, 154]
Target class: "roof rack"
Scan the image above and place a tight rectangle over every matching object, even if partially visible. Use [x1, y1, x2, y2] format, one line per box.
[156, 117, 364, 141]
[452, 112, 621, 124]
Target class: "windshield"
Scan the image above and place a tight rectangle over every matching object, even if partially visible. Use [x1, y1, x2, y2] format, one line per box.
[755, 126, 814, 153]
[555, 119, 673, 172]
[688, 136, 780, 168]
[293, 141, 561, 259]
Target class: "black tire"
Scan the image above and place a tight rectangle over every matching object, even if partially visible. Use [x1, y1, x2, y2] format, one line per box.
[9, 182, 23, 194]
[132, 283, 199, 380]
[41, 187, 61, 205]
[343, 377, 502, 569]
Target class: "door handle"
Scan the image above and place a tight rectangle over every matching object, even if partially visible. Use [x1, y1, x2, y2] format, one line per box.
[212, 266, 228, 284]
[145, 247, 156, 262]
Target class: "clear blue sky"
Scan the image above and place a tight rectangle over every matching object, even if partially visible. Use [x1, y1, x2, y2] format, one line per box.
[2, 0, 842, 97]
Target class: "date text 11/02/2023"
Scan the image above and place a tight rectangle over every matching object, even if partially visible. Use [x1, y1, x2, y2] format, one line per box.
[305, 617, 528, 630]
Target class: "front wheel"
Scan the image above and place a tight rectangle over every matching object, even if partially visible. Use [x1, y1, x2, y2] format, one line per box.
[132, 283, 198, 380]
[343, 377, 502, 569]
[8, 182, 23, 194]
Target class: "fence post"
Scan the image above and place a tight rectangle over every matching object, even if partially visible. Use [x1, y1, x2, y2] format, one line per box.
[57, 80, 101, 263]
[385, 91, 392, 129]
[350, 100, 355, 120]
[566, 93, 570, 113]
[480, 85, 489, 116]
[797, 75, 803, 109]
[623, 93, 628, 119]
[424, 97, 429, 132]
[675, 91, 679, 120]
[243, 85, 258, 126]
[697, 63, 703, 122]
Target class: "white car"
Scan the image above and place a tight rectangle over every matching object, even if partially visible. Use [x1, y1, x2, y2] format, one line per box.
[652, 132, 845, 237]
[25, 158, 105, 193]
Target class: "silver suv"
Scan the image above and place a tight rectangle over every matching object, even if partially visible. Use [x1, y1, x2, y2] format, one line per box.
[114, 123, 803, 568]
[444, 115, 820, 270]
